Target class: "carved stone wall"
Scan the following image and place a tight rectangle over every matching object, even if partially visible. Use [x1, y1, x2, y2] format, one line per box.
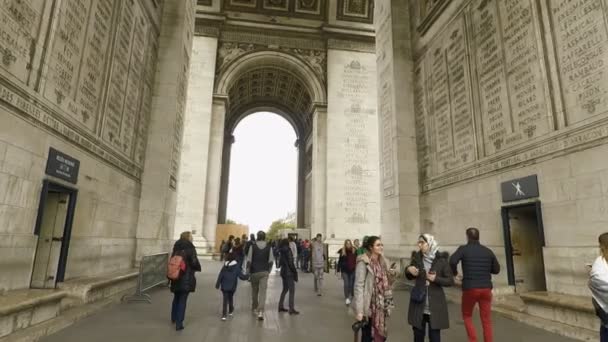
[409, 0, 608, 299]
[413, 0, 608, 192]
[1, 0, 162, 180]
[0, 0, 178, 292]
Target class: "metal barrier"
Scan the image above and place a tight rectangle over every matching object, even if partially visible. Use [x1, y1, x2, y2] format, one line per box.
[122, 252, 169, 303]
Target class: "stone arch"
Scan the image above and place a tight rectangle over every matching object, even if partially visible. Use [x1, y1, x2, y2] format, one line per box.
[216, 50, 327, 105]
[215, 50, 323, 227]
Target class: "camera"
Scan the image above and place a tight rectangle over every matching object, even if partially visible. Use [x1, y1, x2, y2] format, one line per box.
[352, 319, 368, 332]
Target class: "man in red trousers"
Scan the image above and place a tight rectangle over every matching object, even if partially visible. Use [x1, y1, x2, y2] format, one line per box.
[450, 227, 500, 342]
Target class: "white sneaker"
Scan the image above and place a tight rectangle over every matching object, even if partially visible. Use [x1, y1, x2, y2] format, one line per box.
[345, 298, 351, 305]
[257, 311, 264, 321]
[221, 316, 227, 321]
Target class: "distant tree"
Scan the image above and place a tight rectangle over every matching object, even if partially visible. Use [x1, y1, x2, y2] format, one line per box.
[266, 212, 296, 241]
[225, 218, 238, 225]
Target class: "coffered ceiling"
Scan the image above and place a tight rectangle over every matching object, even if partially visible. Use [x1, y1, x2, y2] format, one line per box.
[227, 67, 314, 132]
[213, 0, 374, 24]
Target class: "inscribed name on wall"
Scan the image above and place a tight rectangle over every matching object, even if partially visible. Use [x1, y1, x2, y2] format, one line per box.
[416, 15, 477, 176]
[471, 0, 550, 155]
[341, 59, 376, 224]
[43, 0, 116, 133]
[549, 0, 608, 124]
[0, 0, 46, 84]
[375, 0, 396, 197]
[0, 0, 161, 177]
[101, 0, 154, 159]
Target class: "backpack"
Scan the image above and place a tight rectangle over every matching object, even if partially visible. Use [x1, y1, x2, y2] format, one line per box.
[167, 253, 186, 280]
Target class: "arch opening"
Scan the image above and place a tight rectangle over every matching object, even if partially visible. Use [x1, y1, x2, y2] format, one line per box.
[223, 112, 301, 234]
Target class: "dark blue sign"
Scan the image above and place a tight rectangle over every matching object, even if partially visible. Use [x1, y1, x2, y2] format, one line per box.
[501, 175, 539, 202]
[45, 148, 80, 184]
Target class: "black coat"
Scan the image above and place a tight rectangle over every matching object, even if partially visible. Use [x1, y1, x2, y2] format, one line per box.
[449, 241, 500, 289]
[170, 239, 201, 293]
[215, 261, 247, 292]
[279, 246, 298, 281]
[406, 251, 454, 330]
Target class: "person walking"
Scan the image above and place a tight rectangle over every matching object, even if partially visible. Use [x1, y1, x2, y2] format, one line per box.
[337, 239, 357, 305]
[219, 240, 226, 261]
[278, 238, 300, 315]
[449, 227, 500, 342]
[353, 236, 396, 342]
[246, 231, 274, 320]
[232, 237, 245, 268]
[289, 236, 298, 264]
[301, 239, 311, 272]
[170, 231, 201, 331]
[589, 232, 608, 342]
[356, 236, 368, 256]
[244, 233, 255, 256]
[406, 234, 454, 342]
[296, 238, 303, 269]
[215, 252, 249, 321]
[311, 234, 327, 296]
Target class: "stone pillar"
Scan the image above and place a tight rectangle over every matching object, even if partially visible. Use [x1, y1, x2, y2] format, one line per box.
[296, 139, 306, 228]
[374, 0, 420, 257]
[311, 105, 328, 239]
[201, 95, 228, 251]
[217, 133, 234, 224]
[324, 43, 381, 252]
[174, 35, 219, 240]
[135, 0, 195, 261]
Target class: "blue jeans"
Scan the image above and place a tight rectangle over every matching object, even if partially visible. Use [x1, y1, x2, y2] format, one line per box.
[342, 272, 355, 299]
[601, 324, 608, 342]
[171, 292, 189, 327]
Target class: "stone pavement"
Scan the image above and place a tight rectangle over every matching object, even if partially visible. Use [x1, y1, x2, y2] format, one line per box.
[41, 261, 577, 342]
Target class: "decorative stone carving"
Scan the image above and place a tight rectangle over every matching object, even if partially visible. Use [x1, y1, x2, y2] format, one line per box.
[417, 0, 451, 34]
[415, 0, 608, 191]
[337, 0, 374, 23]
[227, 66, 313, 131]
[0, 0, 161, 178]
[216, 40, 326, 83]
[224, 0, 324, 19]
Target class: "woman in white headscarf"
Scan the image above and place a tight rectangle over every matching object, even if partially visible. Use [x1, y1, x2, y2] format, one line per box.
[589, 232, 608, 342]
[405, 234, 454, 342]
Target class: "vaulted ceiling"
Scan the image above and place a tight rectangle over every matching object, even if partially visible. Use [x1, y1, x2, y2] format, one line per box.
[227, 67, 313, 134]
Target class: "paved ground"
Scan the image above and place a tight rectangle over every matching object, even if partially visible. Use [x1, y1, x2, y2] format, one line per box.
[42, 261, 577, 342]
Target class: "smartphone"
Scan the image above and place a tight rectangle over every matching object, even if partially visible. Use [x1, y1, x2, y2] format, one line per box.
[390, 262, 396, 269]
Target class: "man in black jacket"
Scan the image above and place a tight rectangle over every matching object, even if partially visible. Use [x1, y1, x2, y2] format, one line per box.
[246, 231, 274, 321]
[449, 227, 500, 342]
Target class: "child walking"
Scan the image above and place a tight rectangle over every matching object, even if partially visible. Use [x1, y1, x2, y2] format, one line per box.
[216, 252, 248, 320]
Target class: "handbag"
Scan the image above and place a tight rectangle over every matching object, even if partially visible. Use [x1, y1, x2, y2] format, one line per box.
[410, 284, 427, 303]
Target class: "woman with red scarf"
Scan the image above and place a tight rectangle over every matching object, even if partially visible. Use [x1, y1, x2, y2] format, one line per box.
[353, 236, 396, 342]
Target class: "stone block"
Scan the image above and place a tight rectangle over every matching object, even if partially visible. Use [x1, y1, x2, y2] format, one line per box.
[0, 141, 7, 164]
[0, 314, 13, 338]
[569, 144, 608, 177]
[30, 302, 59, 326]
[539, 157, 572, 181]
[575, 174, 603, 200]
[1, 145, 33, 179]
[14, 309, 33, 330]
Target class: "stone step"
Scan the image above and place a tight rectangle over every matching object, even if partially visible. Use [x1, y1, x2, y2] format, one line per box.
[0, 290, 67, 339]
[493, 303, 597, 341]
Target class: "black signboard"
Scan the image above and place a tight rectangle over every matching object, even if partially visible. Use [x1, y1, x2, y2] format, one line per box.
[501, 175, 539, 202]
[45, 148, 80, 184]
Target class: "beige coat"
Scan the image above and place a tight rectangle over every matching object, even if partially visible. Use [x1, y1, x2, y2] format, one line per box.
[353, 253, 392, 317]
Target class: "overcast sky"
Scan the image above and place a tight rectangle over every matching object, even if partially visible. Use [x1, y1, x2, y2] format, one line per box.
[226, 112, 298, 233]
